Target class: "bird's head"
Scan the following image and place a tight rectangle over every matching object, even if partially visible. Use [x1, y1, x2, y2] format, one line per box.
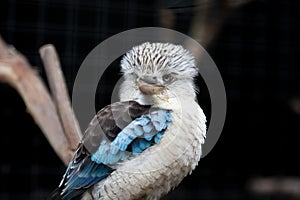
[119, 42, 199, 106]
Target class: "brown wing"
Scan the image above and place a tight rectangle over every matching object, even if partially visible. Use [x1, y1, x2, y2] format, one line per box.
[81, 101, 152, 154]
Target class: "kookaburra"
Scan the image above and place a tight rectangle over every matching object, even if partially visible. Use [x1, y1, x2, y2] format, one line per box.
[51, 42, 206, 200]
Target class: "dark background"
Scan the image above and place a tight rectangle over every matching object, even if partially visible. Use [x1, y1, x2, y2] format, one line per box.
[0, 0, 300, 199]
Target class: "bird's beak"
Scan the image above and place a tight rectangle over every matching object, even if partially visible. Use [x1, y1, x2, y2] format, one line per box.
[137, 77, 165, 95]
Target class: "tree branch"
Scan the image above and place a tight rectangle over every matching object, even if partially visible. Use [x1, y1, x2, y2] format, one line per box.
[186, 0, 252, 61]
[39, 45, 82, 151]
[249, 177, 300, 198]
[0, 36, 73, 165]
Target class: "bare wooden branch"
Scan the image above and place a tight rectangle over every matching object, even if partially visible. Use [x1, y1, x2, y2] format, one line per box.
[0, 36, 73, 165]
[39, 45, 82, 151]
[249, 177, 300, 198]
[186, 0, 252, 61]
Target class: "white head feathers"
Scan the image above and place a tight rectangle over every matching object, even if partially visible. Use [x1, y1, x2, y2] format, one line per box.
[119, 42, 199, 105]
[120, 42, 198, 78]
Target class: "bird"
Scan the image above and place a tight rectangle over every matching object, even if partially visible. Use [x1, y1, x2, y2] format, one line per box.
[50, 42, 206, 200]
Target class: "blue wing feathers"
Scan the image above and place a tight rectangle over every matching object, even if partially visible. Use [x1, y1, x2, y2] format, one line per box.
[143, 123, 153, 134]
[92, 109, 171, 165]
[58, 108, 171, 200]
[154, 131, 165, 144]
[108, 110, 171, 153]
[60, 154, 113, 200]
[131, 138, 152, 154]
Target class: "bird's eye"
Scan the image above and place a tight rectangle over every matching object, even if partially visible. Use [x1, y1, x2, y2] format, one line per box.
[162, 74, 174, 83]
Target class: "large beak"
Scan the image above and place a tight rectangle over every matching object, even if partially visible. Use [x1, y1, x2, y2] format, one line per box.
[137, 77, 165, 95]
